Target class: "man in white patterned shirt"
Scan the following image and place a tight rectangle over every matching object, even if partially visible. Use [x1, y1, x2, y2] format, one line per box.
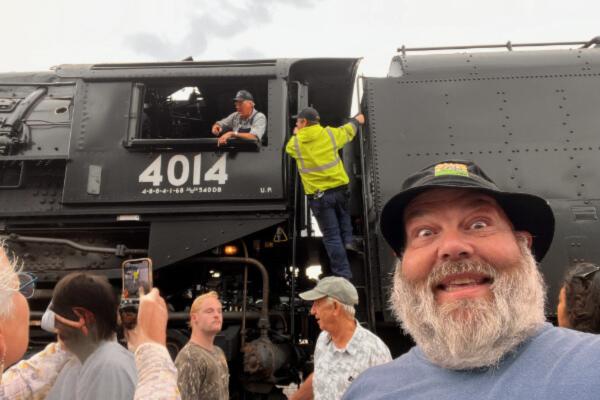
[290, 277, 392, 400]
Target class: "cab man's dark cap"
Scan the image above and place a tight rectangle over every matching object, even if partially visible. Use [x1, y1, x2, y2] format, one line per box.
[233, 90, 253, 101]
[297, 107, 320, 122]
[380, 160, 555, 262]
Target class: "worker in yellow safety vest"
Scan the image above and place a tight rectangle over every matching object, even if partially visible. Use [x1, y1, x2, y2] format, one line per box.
[285, 107, 365, 279]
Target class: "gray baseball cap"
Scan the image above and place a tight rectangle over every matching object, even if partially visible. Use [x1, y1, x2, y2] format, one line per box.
[233, 90, 253, 102]
[299, 276, 359, 306]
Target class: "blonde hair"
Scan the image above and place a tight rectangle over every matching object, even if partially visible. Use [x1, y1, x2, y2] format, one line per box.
[190, 291, 219, 314]
[0, 242, 22, 319]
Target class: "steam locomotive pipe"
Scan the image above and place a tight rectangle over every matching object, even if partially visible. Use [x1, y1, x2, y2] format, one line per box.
[290, 166, 299, 340]
[30, 310, 288, 328]
[0, 233, 147, 256]
[193, 256, 270, 336]
[241, 241, 249, 347]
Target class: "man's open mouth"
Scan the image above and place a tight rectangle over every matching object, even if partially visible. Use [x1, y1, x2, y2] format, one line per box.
[435, 273, 494, 292]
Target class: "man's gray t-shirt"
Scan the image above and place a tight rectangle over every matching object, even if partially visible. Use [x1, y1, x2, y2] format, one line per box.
[343, 323, 600, 400]
[46, 340, 137, 400]
[216, 109, 267, 139]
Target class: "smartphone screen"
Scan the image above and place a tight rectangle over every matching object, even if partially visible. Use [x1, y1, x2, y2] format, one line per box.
[122, 258, 152, 299]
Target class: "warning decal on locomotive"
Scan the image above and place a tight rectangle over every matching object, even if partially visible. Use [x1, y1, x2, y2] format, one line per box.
[138, 153, 228, 195]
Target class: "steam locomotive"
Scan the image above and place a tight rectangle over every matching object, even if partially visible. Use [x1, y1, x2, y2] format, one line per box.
[1, 37, 600, 397]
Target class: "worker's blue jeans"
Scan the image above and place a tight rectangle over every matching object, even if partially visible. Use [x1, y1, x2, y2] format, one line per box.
[308, 189, 353, 279]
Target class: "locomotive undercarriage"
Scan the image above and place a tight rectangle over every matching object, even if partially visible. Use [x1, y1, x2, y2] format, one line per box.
[2, 223, 318, 398]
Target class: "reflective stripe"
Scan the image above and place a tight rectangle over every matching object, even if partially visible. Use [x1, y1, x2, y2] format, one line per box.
[294, 128, 341, 174]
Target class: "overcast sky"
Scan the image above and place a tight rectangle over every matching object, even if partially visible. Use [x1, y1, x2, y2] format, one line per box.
[3, 0, 599, 76]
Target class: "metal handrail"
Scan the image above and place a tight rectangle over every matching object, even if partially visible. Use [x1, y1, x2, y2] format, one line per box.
[356, 75, 376, 330]
[397, 37, 600, 55]
[0, 233, 147, 256]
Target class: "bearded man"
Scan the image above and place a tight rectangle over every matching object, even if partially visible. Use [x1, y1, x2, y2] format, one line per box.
[343, 160, 600, 400]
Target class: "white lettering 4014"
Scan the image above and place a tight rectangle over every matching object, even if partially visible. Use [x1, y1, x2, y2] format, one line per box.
[139, 154, 228, 187]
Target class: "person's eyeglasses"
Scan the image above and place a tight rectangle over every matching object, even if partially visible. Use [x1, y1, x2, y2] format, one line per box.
[18, 272, 38, 299]
[573, 264, 600, 281]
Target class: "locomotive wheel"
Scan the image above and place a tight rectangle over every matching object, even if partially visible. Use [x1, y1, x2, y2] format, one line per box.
[165, 328, 189, 360]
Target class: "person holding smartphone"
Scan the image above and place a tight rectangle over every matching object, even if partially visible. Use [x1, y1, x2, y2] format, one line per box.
[126, 287, 181, 400]
[118, 257, 179, 398]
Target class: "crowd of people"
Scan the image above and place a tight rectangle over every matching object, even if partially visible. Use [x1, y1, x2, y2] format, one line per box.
[2, 98, 600, 400]
[0, 255, 178, 399]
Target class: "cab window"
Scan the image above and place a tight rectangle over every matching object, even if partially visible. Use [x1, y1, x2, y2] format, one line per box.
[125, 80, 268, 150]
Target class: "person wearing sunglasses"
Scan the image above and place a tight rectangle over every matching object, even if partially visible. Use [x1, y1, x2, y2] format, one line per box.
[1, 245, 72, 399]
[558, 262, 600, 333]
[44, 272, 137, 400]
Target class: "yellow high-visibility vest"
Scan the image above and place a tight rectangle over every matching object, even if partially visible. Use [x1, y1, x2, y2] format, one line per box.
[285, 122, 357, 195]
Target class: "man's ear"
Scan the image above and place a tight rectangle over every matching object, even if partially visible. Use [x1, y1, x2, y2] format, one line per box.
[516, 231, 533, 249]
[332, 301, 341, 315]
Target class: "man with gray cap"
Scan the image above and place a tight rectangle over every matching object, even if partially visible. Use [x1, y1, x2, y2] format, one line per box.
[286, 108, 365, 280]
[212, 89, 266, 146]
[291, 276, 391, 400]
[343, 160, 600, 400]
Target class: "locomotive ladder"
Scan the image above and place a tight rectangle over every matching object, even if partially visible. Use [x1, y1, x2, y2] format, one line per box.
[355, 75, 377, 331]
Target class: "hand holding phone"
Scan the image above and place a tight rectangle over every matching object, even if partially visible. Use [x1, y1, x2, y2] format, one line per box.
[120, 258, 153, 329]
[124, 287, 168, 352]
[122, 258, 153, 300]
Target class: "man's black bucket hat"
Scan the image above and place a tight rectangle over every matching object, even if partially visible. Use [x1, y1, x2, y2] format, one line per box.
[380, 160, 555, 262]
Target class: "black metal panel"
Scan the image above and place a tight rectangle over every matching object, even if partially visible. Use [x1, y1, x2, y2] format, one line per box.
[289, 58, 360, 127]
[62, 79, 287, 204]
[391, 47, 600, 79]
[148, 216, 286, 268]
[0, 83, 74, 160]
[0, 160, 65, 215]
[54, 60, 284, 80]
[364, 50, 600, 317]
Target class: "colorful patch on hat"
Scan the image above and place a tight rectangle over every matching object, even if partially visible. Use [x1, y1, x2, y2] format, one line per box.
[434, 162, 469, 177]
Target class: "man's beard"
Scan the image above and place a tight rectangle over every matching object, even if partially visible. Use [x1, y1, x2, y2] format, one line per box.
[391, 241, 546, 370]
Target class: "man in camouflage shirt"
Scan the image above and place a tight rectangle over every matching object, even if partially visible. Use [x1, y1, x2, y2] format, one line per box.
[175, 291, 229, 400]
[291, 277, 392, 400]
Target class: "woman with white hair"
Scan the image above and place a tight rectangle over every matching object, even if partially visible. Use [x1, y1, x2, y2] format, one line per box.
[0, 244, 72, 398]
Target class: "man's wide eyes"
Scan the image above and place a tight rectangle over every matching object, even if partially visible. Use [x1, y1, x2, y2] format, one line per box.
[470, 220, 488, 229]
[416, 228, 434, 238]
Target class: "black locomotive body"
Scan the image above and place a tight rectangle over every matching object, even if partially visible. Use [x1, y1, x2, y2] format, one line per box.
[3, 39, 600, 397]
[0, 58, 360, 397]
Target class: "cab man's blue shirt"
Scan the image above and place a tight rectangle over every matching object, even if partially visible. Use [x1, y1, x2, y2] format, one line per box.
[343, 323, 600, 400]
